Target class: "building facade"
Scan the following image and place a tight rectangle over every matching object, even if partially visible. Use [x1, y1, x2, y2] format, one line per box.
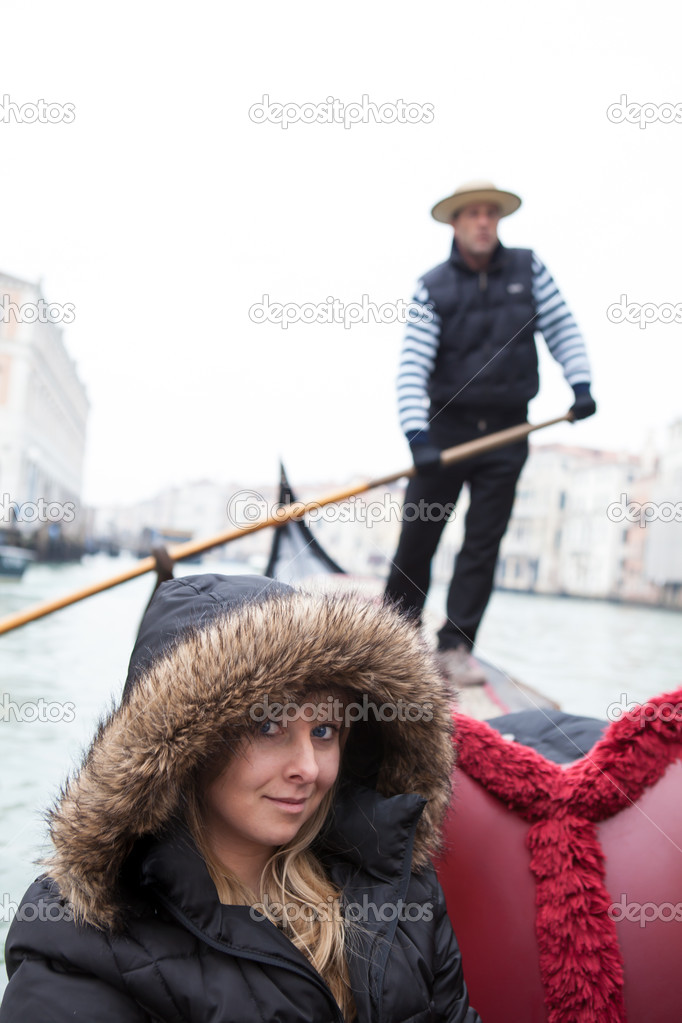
[0, 271, 88, 548]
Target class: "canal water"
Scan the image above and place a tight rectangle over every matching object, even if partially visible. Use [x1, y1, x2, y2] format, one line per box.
[1, 555, 681, 986]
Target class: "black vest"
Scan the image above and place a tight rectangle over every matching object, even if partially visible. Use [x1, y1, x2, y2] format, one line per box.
[422, 241, 537, 418]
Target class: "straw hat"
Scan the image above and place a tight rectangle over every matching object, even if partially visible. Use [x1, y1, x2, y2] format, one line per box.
[431, 180, 522, 223]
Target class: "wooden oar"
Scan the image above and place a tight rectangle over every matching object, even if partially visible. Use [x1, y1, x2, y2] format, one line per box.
[0, 413, 572, 635]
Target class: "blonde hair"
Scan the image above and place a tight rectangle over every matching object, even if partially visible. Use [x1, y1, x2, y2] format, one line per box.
[185, 756, 357, 1021]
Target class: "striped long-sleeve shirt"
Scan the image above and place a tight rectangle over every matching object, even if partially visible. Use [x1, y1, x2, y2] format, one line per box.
[397, 253, 591, 435]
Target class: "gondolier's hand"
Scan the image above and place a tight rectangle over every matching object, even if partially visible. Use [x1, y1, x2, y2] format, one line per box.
[569, 382, 597, 421]
[406, 430, 442, 476]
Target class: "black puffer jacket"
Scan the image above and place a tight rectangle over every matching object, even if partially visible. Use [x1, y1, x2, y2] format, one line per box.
[1, 575, 480, 1022]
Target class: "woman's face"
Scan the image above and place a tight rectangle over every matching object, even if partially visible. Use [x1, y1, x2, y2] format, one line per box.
[202, 694, 345, 880]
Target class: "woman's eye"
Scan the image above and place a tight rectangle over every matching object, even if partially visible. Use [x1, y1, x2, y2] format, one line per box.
[259, 720, 282, 736]
[311, 723, 338, 740]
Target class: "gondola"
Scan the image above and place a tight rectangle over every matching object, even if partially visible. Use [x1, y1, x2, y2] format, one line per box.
[265, 464, 682, 1023]
[1, 454, 680, 1022]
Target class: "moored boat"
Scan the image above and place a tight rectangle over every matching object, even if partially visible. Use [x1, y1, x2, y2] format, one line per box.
[0, 545, 35, 578]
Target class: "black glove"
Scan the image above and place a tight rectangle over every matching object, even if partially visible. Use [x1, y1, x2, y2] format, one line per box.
[406, 429, 442, 476]
[569, 382, 597, 421]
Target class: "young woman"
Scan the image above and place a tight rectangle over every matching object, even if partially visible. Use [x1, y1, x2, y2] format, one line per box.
[1, 574, 480, 1022]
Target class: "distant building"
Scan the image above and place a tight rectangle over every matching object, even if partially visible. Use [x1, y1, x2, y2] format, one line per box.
[644, 419, 682, 606]
[91, 479, 280, 567]
[557, 452, 640, 598]
[497, 444, 644, 599]
[0, 271, 88, 549]
[496, 438, 680, 607]
[90, 426, 682, 610]
[496, 445, 578, 594]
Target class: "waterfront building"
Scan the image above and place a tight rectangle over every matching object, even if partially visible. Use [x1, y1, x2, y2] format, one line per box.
[644, 418, 682, 607]
[90, 426, 682, 611]
[557, 452, 640, 598]
[0, 271, 88, 551]
[496, 445, 579, 594]
[91, 479, 279, 565]
[497, 439, 678, 607]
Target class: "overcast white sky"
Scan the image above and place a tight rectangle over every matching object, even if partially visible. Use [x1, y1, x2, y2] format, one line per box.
[3, 0, 681, 505]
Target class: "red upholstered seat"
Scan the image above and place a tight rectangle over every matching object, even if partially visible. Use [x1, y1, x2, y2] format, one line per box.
[435, 690, 682, 1023]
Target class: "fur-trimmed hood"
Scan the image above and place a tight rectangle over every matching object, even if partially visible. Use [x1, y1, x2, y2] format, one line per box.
[46, 575, 455, 930]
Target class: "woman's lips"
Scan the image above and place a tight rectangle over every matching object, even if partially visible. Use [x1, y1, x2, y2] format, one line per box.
[265, 796, 308, 812]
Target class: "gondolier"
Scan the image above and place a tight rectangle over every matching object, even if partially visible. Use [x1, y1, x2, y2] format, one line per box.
[385, 180, 596, 686]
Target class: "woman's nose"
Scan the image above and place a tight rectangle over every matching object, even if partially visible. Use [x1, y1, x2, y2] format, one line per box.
[285, 735, 319, 782]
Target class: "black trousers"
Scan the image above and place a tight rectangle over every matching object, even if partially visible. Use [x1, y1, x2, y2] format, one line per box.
[385, 414, 528, 650]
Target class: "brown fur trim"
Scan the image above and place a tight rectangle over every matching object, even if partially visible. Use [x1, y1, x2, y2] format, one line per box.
[45, 590, 455, 929]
